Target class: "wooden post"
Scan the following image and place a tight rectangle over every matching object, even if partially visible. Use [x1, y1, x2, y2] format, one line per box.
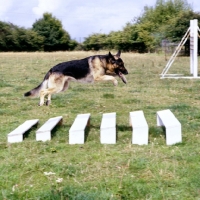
[190, 19, 198, 77]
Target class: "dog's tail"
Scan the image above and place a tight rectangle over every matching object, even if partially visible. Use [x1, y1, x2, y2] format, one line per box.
[24, 70, 51, 97]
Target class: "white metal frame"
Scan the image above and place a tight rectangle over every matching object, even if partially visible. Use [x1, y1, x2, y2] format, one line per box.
[161, 19, 199, 79]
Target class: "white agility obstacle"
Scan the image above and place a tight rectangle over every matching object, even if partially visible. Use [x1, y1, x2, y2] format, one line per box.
[7, 119, 39, 143]
[7, 111, 182, 145]
[157, 109, 182, 145]
[129, 111, 149, 145]
[100, 112, 116, 144]
[36, 116, 63, 142]
[161, 19, 200, 79]
[69, 113, 90, 144]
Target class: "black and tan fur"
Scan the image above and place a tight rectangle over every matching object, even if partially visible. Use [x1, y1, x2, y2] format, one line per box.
[24, 51, 128, 106]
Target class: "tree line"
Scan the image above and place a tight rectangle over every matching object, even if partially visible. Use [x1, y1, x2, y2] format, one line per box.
[83, 0, 200, 53]
[0, 0, 200, 52]
[0, 13, 78, 52]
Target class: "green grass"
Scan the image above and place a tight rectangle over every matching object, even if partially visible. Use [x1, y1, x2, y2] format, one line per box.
[0, 51, 200, 199]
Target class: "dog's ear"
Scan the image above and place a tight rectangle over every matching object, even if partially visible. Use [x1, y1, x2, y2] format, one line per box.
[108, 52, 115, 60]
[108, 51, 113, 57]
[116, 50, 121, 58]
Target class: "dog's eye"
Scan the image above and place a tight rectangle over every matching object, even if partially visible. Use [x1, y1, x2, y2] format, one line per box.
[111, 60, 115, 64]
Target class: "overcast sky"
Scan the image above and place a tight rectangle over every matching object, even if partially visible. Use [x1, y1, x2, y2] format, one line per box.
[0, 0, 200, 41]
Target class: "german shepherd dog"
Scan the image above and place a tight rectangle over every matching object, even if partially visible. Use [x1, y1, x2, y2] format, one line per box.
[24, 51, 128, 106]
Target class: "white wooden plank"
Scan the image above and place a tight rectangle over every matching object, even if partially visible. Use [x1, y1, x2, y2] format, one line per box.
[100, 112, 116, 144]
[69, 113, 90, 144]
[36, 116, 63, 142]
[8, 119, 39, 143]
[130, 111, 148, 145]
[157, 109, 182, 145]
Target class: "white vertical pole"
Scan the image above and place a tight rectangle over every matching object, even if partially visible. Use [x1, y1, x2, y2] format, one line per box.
[190, 20, 194, 75]
[193, 19, 198, 77]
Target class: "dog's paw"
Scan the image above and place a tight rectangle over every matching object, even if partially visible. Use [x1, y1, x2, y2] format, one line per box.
[38, 101, 44, 106]
[46, 100, 51, 106]
[113, 79, 118, 86]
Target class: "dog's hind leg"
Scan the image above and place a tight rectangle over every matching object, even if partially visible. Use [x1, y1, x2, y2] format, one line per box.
[39, 88, 58, 106]
[45, 80, 69, 106]
[39, 75, 69, 106]
[46, 94, 52, 106]
[61, 80, 69, 92]
[39, 89, 46, 106]
[39, 89, 48, 106]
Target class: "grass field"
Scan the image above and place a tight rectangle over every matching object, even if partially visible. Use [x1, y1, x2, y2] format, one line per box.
[0, 51, 200, 199]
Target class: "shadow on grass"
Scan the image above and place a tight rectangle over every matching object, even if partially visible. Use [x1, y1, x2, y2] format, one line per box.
[85, 125, 91, 142]
[50, 122, 93, 143]
[84, 124, 131, 143]
[34, 185, 112, 200]
[116, 125, 132, 141]
[149, 126, 166, 138]
[149, 126, 186, 146]
[23, 120, 64, 141]
[117, 125, 132, 132]
[51, 123, 64, 139]
[23, 123, 39, 140]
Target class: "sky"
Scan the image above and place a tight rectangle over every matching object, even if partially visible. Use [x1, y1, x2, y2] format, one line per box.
[0, 0, 200, 42]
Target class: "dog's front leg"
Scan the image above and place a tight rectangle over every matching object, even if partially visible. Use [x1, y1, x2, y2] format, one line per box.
[94, 75, 118, 86]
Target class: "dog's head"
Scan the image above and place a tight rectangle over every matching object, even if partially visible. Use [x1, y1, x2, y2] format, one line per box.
[107, 51, 128, 84]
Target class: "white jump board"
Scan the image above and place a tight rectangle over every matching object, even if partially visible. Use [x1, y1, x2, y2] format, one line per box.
[69, 113, 90, 144]
[100, 112, 116, 144]
[157, 109, 182, 145]
[7, 119, 39, 143]
[129, 111, 149, 145]
[36, 116, 63, 142]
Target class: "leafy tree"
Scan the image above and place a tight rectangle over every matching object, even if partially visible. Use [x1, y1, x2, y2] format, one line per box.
[0, 13, 77, 52]
[68, 39, 79, 51]
[83, 0, 193, 52]
[133, 0, 192, 51]
[0, 22, 18, 51]
[16, 28, 44, 51]
[165, 10, 200, 41]
[83, 33, 107, 50]
[32, 13, 76, 51]
[164, 10, 200, 55]
[83, 26, 146, 52]
[0, 21, 43, 51]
